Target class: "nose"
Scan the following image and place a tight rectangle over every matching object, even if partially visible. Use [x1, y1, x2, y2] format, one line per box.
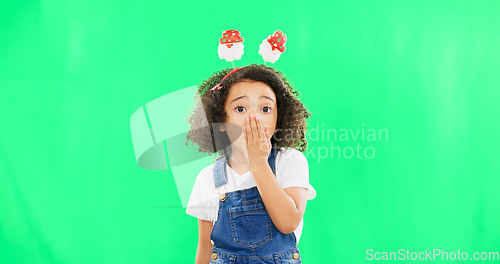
[247, 111, 261, 119]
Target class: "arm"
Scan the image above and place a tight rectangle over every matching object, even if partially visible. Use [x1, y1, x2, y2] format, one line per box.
[243, 114, 308, 234]
[195, 219, 213, 264]
[251, 161, 307, 234]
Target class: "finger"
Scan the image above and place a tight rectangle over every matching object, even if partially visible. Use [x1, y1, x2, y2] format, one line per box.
[263, 129, 270, 150]
[245, 117, 252, 142]
[243, 125, 247, 144]
[249, 115, 256, 142]
[255, 116, 264, 139]
[251, 115, 259, 141]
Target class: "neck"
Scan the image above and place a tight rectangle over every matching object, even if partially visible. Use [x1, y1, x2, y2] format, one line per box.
[228, 147, 250, 170]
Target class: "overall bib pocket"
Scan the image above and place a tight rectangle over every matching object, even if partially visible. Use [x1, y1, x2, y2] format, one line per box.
[229, 203, 272, 247]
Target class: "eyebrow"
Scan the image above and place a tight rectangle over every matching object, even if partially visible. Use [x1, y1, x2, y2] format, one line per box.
[230, 95, 275, 104]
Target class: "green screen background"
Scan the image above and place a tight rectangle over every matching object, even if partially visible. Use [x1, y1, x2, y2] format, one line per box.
[1, 0, 499, 263]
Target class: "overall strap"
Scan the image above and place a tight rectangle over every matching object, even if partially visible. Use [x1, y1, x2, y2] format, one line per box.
[213, 148, 279, 188]
[213, 155, 229, 189]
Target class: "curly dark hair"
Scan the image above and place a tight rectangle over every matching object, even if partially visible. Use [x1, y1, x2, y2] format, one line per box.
[185, 64, 311, 156]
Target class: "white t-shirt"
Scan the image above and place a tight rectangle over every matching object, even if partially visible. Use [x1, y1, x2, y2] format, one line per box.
[186, 147, 317, 244]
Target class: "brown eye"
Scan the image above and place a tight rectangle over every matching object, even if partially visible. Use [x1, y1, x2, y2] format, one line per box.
[236, 106, 246, 113]
[261, 106, 271, 113]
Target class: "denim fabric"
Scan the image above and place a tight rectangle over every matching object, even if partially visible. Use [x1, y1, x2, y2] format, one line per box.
[209, 148, 302, 263]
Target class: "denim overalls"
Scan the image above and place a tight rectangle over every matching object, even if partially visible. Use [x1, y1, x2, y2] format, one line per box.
[209, 148, 302, 264]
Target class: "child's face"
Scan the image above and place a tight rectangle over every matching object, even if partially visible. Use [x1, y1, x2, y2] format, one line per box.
[221, 79, 278, 150]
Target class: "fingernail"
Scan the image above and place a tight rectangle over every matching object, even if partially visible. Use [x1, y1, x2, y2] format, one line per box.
[255, 116, 259, 120]
[250, 113, 254, 118]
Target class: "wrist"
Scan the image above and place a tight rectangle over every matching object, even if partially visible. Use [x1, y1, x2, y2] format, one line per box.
[249, 158, 269, 171]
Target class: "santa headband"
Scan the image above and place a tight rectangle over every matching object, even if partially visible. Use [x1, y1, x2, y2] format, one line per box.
[210, 67, 245, 91]
[212, 29, 287, 92]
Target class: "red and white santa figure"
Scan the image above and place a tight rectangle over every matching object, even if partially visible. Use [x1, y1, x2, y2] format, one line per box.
[259, 30, 287, 63]
[218, 30, 245, 62]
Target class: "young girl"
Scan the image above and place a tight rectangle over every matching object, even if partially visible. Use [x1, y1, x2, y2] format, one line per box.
[185, 64, 316, 264]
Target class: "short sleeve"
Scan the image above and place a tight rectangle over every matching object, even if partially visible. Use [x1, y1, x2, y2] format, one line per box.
[186, 167, 213, 221]
[277, 148, 317, 200]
